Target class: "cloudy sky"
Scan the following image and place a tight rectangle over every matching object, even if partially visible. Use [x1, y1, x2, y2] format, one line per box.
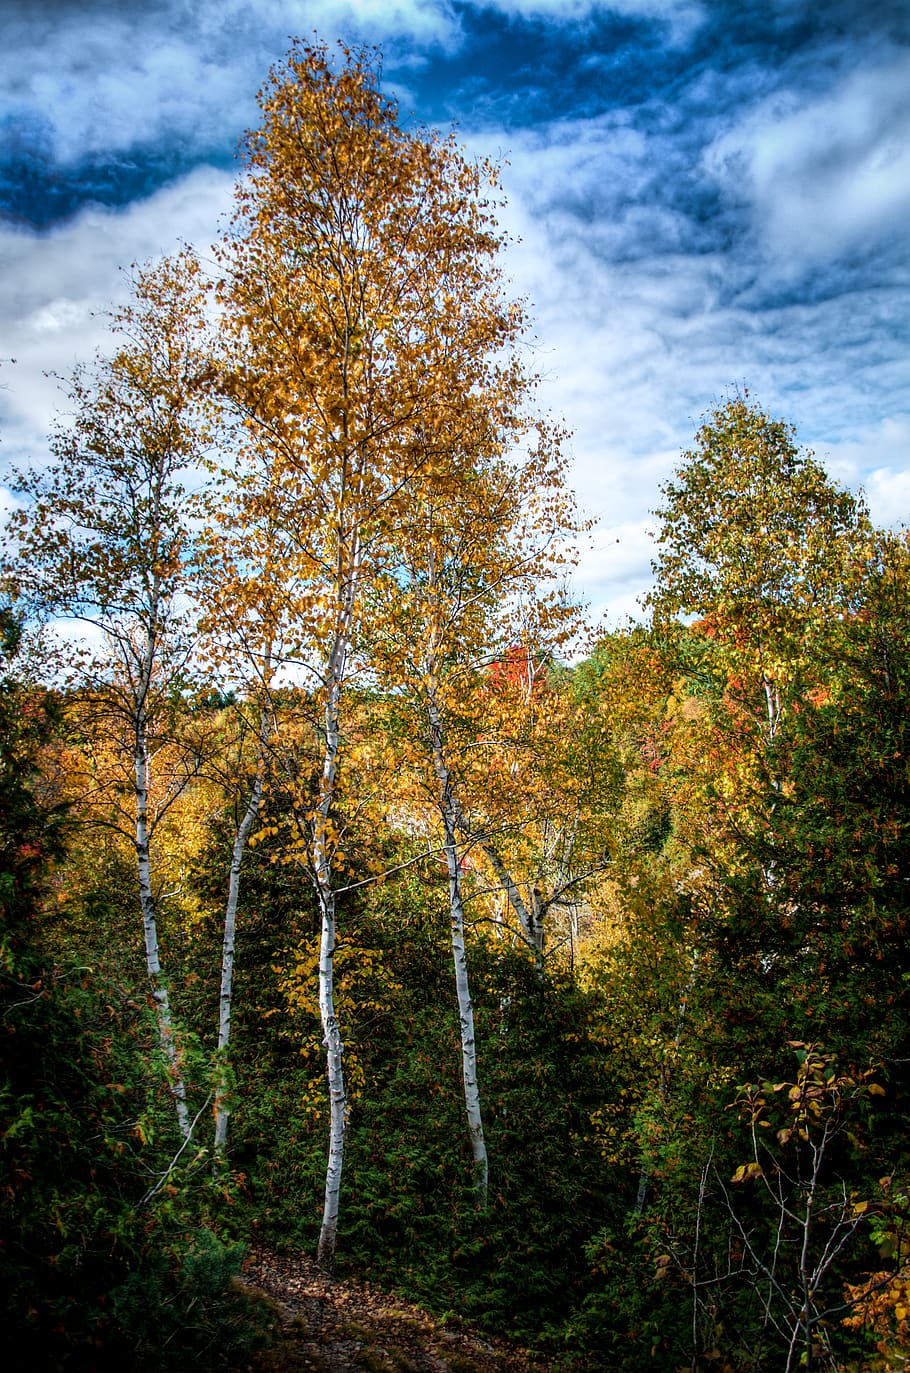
[2, 0, 909, 624]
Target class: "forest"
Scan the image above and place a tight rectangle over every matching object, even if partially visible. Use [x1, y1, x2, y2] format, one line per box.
[2, 40, 909, 1373]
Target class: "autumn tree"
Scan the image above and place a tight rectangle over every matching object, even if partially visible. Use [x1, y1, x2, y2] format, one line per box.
[369, 414, 582, 1198]
[585, 400, 910, 1368]
[644, 395, 874, 1046]
[210, 40, 533, 1268]
[455, 644, 621, 975]
[650, 393, 870, 739]
[1, 254, 212, 1140]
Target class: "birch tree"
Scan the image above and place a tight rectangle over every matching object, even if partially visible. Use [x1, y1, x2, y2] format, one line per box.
[372, 417, 582, 1196]
[212, 40, 527, 1269]
[1, 254, 211, 1140]
[197, 684, 273, 1162]
[193, 499, 285, 1161]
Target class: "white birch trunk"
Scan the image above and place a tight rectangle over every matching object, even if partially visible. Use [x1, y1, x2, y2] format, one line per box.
[427, 693, 489, 1203]
[315, 536, 360, 1273]
[314, 690, 346, 1270]
[476, 833, 545, 965]
[213, 733, 266, 1157]
[134, 717, 190, 1140]
[444, 778, 545, 967]
[315, 875, 345, 1272]
[763, 674, 781, 741]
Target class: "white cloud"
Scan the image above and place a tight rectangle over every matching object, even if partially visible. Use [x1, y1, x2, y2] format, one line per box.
[463, 109, 910, 619]
[259, 0, 456, 39]
[0, 0, 709, 180]
[1, 0, 457, 164]
[704, 49, 910, 267]
[0, 167, 233, 465]
[866, 467, 910, 529]
[818, 417, 910, 527]
[573, 519, 658, 626]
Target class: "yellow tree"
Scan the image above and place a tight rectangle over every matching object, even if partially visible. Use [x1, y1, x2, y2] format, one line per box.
[646, 395, 873, 978]
[370, 412, 583, 1197]
[210, 40, 529, 1269]
[444, 641, 623, 975]
[2, 254, 212, 1140]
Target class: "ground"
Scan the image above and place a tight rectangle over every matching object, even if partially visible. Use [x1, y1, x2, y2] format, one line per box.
[239, 1246, 555, 1373]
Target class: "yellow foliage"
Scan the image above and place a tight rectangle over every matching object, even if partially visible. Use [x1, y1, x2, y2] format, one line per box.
[276, 933, 402, 1113]
[843, 1267, 910, 1368]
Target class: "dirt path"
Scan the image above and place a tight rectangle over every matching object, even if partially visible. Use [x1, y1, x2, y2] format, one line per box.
[240, 1246, 554, 1373]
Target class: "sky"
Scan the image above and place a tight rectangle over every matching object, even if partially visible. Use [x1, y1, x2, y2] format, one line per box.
[2, 0, 909, 626]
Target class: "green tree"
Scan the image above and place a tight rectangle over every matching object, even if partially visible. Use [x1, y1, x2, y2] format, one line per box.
[606, 402, 910, 1369]
[651, 393, 870, 739]
[0, 612, 269, 1370]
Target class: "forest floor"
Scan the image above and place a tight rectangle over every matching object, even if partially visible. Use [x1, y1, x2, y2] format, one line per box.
[239, 1245, 557, 1373]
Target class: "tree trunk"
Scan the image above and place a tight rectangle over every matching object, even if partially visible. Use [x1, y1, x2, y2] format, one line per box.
[427, 692, 489, 1203]
[213, 723, 266, 1158]
[134, 718, 190, 1140]
[314, 683, 347, 1271]
[315, 880, 345, 1272]
[443, 779, 545, 969]
[314, 538, 360, 1273]
[475, 833, 545, 977]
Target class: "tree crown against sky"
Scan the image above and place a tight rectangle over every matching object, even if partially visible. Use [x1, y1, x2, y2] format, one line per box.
[3, 175, 910, 1362]
[1, 2, 908, 627]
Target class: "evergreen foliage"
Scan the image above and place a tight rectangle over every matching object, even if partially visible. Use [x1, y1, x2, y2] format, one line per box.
[0, 615, 272, 1370]
[1, 44, 909, 1369]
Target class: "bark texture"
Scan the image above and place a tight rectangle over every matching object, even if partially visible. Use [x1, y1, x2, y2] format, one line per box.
[213, 736, 266, 1156]
[315, 553, 359, 1272]
[135, 712, 190, 1139]
[427, 693, 489, 1203]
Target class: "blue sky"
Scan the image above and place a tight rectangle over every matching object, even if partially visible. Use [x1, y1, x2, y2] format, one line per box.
[2, 0, 909, 623]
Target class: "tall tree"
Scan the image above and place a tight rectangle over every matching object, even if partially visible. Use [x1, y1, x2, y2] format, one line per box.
[2, 254, 211, 1140]
[590, 399, 907, 1369]
[373, 424, 581, 1200]
[212, 40, 530, 1269]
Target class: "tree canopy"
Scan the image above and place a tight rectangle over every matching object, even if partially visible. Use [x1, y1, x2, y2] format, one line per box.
[2, 45, 909, 1373]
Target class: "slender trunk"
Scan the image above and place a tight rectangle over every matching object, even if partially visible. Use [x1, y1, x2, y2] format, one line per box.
[314, 676, 346, 1271]
[315, 878, 345, 1272]
[135, 718, 190, 1140]
[762, 673, 780, 742]
[476, 832, 544, 958]
[447, 795, 545, 976]
[128, 575, 189, 1139]
[427, 692, 489, 1203]
[315, 535, 360, 1273]
[213, 715, 267, 1158]
[793, 1179, 817, 1373]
